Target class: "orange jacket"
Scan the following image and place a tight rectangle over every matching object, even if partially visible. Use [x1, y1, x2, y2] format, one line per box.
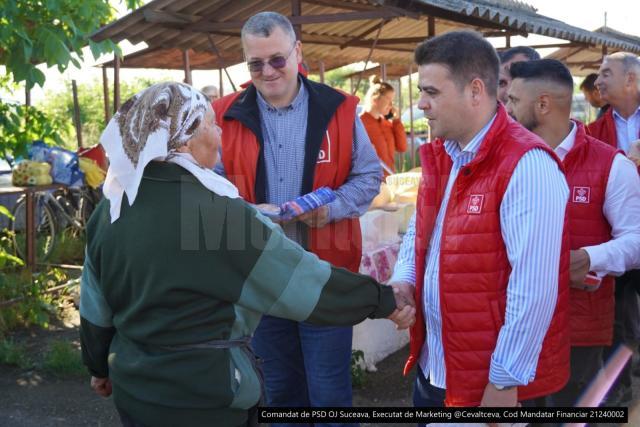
[213, 77, 362, 273]
[360, 112, 407, 175]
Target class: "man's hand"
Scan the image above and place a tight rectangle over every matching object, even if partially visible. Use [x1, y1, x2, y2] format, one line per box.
[569, 249, 591, 289]
[254, 204, 283, 223]
[91, 376, 112, 397]
[390, 282, 416, 309]
[297, 205, 330, 228]
[480, 383, 518, 407]
[388, 304, 415, 330]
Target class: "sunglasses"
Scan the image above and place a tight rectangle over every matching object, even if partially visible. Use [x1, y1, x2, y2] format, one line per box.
[246, 44, 296, 73]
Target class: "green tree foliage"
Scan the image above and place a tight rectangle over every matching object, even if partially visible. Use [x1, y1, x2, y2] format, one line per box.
[0, 0, 142, 90]
[0, 0, 144, 159]
[38, 74, 175, 148]
[0, 101, 68, 160]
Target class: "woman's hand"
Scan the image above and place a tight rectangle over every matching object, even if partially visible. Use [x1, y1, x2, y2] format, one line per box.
[91, 376, 112, 397]
[391, 106, 400, 120]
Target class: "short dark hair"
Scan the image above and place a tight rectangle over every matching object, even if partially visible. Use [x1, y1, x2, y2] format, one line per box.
[579, 73, 599, 91]
[414, 30, 500, 96]
[509, 59, 574, 91]
[500, 46, 540, 63]
[241, 11, 296, 43]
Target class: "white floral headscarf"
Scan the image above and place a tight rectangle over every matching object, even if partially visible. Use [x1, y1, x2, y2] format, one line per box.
[100, 82, 238, 223]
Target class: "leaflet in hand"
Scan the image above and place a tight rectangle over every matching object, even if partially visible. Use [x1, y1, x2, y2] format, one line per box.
[256, 187, 336, 221]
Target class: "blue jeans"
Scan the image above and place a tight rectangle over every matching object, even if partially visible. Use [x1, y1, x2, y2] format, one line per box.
[252, 315, 356, 427]
[413, 368, 446, 427]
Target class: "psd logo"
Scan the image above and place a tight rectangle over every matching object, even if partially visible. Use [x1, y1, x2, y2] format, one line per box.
[573, 187, 590, 204]
[317, 131, 332, 164]
[467, 194, 484, 214]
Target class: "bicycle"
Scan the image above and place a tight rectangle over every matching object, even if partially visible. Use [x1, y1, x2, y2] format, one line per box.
[9, 185, 101, 262]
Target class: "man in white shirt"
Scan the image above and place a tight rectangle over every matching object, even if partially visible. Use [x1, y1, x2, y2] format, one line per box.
[588, 52, 640, 404]
[507, 59, 640, 406]
[390, 31, 570, 415]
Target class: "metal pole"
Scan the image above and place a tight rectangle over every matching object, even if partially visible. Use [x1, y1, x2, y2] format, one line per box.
[319, 61, 325, 84]
[219, 68, 224, 96]
[25, 189, 35, 270]
[114, 54, 121, 113]
[428, 16, 436, 38]
[183, 49, 192, 85]
[72, 80, 83, 149]
[398, 75, 403, 114]
[102, 67, 111, 123]
[353, 20, 385, 95]
[408, 64, 415, 168]
[291, 0, 302, 40]
[381, 64, 387, 81]
[207, 34, 237, 92]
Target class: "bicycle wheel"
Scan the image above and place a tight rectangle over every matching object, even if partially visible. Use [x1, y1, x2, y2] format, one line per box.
[10, 195, 57, 262]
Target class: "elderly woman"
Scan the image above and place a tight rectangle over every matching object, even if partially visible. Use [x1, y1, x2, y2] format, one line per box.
[79, 82, 414, 427]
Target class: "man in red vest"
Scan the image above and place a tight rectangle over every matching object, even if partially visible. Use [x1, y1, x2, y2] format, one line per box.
[497, 46, 540, 105]
[212, 11, 396, 425]
[587, 52, 640, 404]
[507, 59, 640, 406]
[389, 31, 570, 412]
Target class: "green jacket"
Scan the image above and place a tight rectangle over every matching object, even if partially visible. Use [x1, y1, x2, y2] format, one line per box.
[80, 162, 396, 427]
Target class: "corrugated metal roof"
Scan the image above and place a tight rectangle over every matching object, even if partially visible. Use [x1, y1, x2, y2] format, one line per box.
[546, 27, 640, 76]
[93, 0, 640, 72]
[414, 0, 640, 51]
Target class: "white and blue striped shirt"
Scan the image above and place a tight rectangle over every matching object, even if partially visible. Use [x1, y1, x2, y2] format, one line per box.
[215, 79, 382, 244]
[390, 116, 569, 388]
[612, 106, 640, 154]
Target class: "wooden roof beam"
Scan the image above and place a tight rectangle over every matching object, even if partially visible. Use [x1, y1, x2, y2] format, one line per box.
[144, 9, 409, 32]
[340, 18, 390, 49]
[299, 0, 379, 12]
[497, 42, 592, 50]
[348, 36, 428, 46]
[483, 30, 527, 38]
[143, 9, 199, 25]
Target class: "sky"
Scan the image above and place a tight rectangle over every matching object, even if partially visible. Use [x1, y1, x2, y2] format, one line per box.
[6, 0, 640, 105]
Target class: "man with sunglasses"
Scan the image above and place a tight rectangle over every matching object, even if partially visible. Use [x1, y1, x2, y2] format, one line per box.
[213, 11, 383, 425]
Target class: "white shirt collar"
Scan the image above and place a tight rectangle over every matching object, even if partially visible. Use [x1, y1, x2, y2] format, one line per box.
[612, 105, 640, 123]
[554, 121, 577, 161]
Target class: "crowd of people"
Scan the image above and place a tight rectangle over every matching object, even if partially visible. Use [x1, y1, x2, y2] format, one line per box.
[79, 10, 640, 427]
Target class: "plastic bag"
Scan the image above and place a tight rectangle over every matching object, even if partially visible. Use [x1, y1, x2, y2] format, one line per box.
[28, 141, 84, 186]
[79, 157, 106, 189]
[12, 160, 53, 186]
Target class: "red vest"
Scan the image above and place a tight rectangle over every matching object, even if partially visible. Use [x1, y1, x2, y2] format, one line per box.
[213, 78, 362, 272]
[406, 105, 570, 406]
[564, 121, 618, 346]
[586, 108, 618, 149]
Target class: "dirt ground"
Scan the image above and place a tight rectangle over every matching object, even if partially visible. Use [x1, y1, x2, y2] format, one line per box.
[0, 304, 415, 427]
[1, 316, 639, 427]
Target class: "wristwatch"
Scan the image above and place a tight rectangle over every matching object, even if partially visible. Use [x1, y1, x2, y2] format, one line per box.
[492, 383, 515, 391]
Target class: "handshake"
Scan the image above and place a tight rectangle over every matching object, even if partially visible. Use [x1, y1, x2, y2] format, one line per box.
[387, 282, 417, 330]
